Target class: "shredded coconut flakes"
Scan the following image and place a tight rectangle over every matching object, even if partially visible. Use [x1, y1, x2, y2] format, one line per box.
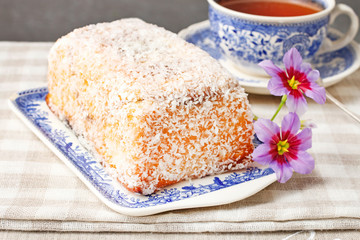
[47, 18, 254, 195]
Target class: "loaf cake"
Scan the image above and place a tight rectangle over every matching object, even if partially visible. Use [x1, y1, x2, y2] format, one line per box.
[46, 18, 254, 195]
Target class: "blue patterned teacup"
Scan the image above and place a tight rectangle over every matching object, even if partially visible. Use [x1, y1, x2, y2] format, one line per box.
[208, 0, 359, 76]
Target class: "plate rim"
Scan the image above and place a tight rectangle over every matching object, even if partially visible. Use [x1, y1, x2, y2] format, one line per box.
[8, 87, 277, 216]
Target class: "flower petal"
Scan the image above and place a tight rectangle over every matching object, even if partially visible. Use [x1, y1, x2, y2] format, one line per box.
[254, 118, 280, 143]
[288, 151, 315, 174]
[304, 82, 326, 104]
[281, 112, 301, 139]
[295, 128, 312, 151]
[268, 76, 289, 96]
[306, 69, 320, 83]
[259, 60, 283, 78]
[299, 62, 313, 75]
[286, 93, 308, 116]
[283, 48, 302, 72]
[269, 160, 293, 183]
[252, 143, 274, 165]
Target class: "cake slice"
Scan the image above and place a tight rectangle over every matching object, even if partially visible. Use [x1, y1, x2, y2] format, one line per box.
[46, 18, 254, 194]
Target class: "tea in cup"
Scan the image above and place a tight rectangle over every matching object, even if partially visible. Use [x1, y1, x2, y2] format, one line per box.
[208, 0, 359, 76]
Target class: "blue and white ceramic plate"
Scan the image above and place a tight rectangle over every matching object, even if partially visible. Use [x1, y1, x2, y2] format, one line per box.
[179, 21, 360, 95]
[8, 87, 276, 216]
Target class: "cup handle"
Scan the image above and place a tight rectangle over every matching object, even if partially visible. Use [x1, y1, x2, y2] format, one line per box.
[318, 4, 359, 54]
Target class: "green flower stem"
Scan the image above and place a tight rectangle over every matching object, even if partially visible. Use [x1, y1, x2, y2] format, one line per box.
[271, 95, 287, 121]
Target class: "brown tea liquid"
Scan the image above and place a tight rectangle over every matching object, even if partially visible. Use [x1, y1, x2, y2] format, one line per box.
[217, 0, 323, 17]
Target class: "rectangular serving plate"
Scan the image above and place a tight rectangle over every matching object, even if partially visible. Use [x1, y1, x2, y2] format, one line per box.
[8, 87, 276, 216]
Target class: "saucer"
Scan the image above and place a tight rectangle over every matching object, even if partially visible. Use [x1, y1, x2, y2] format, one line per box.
[179, 21, 360, 95]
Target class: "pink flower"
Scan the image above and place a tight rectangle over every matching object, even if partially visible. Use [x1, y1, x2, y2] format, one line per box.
[259, 48, 326, 115]
[252, 112, 314, 183]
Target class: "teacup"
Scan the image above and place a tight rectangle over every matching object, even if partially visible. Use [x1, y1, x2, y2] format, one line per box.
[208, 0, 359, 76]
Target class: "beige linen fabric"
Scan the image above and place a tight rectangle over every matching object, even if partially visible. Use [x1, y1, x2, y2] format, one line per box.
[1, 230, 360, 240]
[0, 42, 360, 236]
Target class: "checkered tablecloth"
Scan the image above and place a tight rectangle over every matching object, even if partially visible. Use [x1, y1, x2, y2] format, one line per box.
[0, 42, 360, 239]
